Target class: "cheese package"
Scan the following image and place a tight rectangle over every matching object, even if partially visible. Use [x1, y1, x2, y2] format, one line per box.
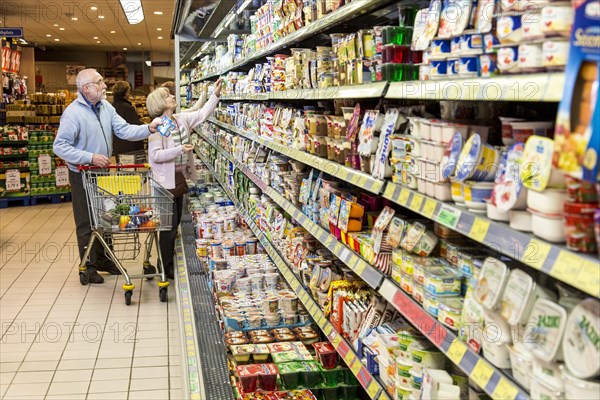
[553, 0, 600, 183]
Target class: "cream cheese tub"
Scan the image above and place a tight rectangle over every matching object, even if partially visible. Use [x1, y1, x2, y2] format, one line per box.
[532, 357, 565, 392]
[530, 372, 564, 400]
[508, 344, 533, 390]
[562, 298, 600, 379]
[525, 298, 568, 362]
[500, 268, 556, 325]
[474, 257, 510, 310]
[482, 310, 512, 368]
[438, 297, 464, 331]
[563, 369, 600, 400]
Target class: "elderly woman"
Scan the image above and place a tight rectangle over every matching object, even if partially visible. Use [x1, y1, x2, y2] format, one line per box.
[146, 78, 222, 279]
[111, 81, 144, 156]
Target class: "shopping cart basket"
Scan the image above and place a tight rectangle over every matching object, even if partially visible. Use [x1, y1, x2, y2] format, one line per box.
[116, 149, 148, 165]
[78, 164, 173, 305]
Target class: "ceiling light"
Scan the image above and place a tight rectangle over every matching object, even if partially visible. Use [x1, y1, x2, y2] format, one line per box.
[99, 15, 105, 19]
[145, 58, 152, 66]
[53, 24, 59, 27]
[123, 47, 127, 50]
[72, 17, 78, 21]
[93, 36, 98, 39]
[237, 0, 253, 14]
[46, 34, 51, 37]
[157, 36, 163, 39]
[119, 0, 144, 25]
[110, 30, 116, 33]
[153, 11, 163, 15]
[59, 28, 65, 31]
[97, 41, 101, 43]
[157, 28, 162, 31]
[91, 6, 98, 10]
[137, 42, 142, 45]
[54, 38, 60, 41]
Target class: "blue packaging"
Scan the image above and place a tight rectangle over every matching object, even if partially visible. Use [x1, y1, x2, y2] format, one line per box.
[158, 116, 176, 137]
[459, 55, 479, 77]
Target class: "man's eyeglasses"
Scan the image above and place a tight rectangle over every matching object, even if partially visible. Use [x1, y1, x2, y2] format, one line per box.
[86, 79, 104, 87]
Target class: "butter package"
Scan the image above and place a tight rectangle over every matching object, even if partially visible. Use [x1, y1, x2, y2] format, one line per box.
[553, 0, 599, 183]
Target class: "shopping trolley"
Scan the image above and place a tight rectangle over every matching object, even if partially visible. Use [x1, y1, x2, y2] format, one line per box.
[78, 164, 174, 305]
[116, 149, 148, 165]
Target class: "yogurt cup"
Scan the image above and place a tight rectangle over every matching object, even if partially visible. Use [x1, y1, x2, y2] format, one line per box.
[525, 298, 568, 362]
[562, 299, 600, 379]
[482, 310, 512, 368]
[527, 188, 567, 214]
[463, 181, 494, 210]
[523, 136, 563, 192]
[562, 369, 600, 400]
[479, 53, 497, 78]
[441, 133, 463, 180]
[451, 181, 464, 204]
[474, 257, 510, 310]
[430, 39, 451, 57]
[486, 201, 509, 221]
[530, 208, 566, 243]
[509, 210, 532, 232]
[423, 291, 441, 317]
[459, 55, 480, 77]
[430, 59, 448, 79]
[456, 134, 500, 182]
[447, 57, 459, 76]
[460, 33, 484, 55]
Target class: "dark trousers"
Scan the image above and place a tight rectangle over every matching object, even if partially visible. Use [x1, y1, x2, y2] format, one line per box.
[69, 170, 113, 269]
[159, 194, 183, 275]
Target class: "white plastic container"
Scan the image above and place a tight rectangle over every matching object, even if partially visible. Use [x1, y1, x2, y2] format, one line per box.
[500, 268, 556, 325]
[486, 201, 509, 222]
[563, 369, 600, 400]
[525, 298, 568, 362]
[474, 257, 510, 310]
[530, 209, 566, 243]
[417, 177, 427, 194]
[527, 188, 567, 214]
[426, 179, 435, 197]
[463, 181, 494, 210]
[508, 345, 533, 390]
[433, 182, 452, 201]
[482, 310, 512, 368]
[532, 357, 565, 392]
[531, 373, 564, 400]
[562, 298, 600, 379]
[509, 210, 532, 232]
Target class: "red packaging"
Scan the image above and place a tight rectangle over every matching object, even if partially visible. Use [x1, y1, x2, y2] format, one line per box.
[564, 202, 598, 253]
[313, 342, 338, 369]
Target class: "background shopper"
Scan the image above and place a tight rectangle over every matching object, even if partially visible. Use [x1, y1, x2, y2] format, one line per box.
[53, 68, 162, 284]
[146, 78, 223, 279]
[111, 81, 145, 156]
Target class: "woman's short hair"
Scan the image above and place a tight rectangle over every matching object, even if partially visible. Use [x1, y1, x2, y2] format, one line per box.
[146, 87, 171, 118]
[161, 81, 176, 96]
[112, 81, 130, 98]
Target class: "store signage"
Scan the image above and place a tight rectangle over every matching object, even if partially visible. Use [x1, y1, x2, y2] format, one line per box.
[5, 169, 21, 192]
[38, 154, 51, 175]
[0, 28, 24, 38]
[152, 61, 171, 67]
[55, 166, 69, 187]
[1, 47, 21, 73]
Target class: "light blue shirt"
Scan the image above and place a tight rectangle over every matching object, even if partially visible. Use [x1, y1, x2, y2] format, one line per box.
[54, 92, 151, 171]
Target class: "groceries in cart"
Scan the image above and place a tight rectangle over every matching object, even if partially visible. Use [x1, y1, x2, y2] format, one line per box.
[101, 203, 160, 231]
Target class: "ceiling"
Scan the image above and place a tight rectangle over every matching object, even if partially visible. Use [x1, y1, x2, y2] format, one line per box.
[0, 0, 176, 54]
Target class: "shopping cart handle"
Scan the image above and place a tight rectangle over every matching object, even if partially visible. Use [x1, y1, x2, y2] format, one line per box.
[78, 164, 150, 171]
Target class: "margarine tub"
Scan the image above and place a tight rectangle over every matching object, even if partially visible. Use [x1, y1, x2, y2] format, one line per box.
[413, 257, 449, 285]
[531, 372, 564, 400]
[457, 250, 488, 279]
[562, 368, 600, 400]
[482, 310, 512, 368]
[396, 357, 414, 387]
[532, 357, 565, 392]
[423, 266, 463, 296]
[562, 298, 600, 379]
[474, 257, 510, 310]
[525, 298, 568, 362]
[400, 272, 415, 295]
[409, 340, 446, 371]
[398, 328, 427, 353]
[412, 282, 425, 305]
[508, 344, 533, 390]
[424, 292, 441, 317]
[500, 268, 557, 325]
[438, 297, 464, 331]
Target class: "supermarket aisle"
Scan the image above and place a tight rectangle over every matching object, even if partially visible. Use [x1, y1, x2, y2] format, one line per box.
[0, 203, 184, 400]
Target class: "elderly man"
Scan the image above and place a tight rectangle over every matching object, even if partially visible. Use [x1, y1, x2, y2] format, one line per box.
[54, 68, 162, 284]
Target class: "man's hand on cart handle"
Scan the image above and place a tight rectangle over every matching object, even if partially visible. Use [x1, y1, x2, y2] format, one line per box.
[92, 154, 110, 168]
[148, 117, 162, 134]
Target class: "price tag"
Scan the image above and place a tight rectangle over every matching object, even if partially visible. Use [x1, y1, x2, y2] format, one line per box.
[331, 335, 342, 349]
[410, 194, 424, 211]
[437, 204, 461, 229]
[551, 251, 584, 284]
[323, 323, 333, 336]
[492, 377, 519, 400]
[356, 174, 368, 187]
[383, 183, 396, 199]
[317, 314, 326, 327]
[350, 357, 362, 375]
[398, 188, 410, 206]
[344, 352, 355, 368]
[354, 262, 366, 277]
[367, 381, 380, 398]
[38, 154, 52, 175]
[5, 169, 21, 192]
[471, 360, 495, 388]
[469, 218, 490, 242]
[522, 238, 551, 270]
[446, 340, 468, 365]
[574, 260, 600, 297]
[422, 198, 437, 218]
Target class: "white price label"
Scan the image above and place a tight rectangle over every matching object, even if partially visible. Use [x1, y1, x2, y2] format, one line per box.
[55, 166, 69, 187]
[38, 154, 52, 175]
[5, 169, 21, 192]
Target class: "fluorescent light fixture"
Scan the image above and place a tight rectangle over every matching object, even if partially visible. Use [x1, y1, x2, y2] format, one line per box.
[110, 30, 116, 33]
[137, 42, 142, 45]
[99, 15, 105, 19]
[91, 6, 98, 10]
[157, 36, 163, 39]
[72, 17, 78, 21]
[97, 40, 101, 43]
[119, 0, 144, 24]
[237, 0, 253, 14]
[145, 59, 152, 66]
[201, 41, 210, 51]
[213, 25, 225, 37]
[46, 34, 51, 37]
[153, 11, 163, 15]
[123, 47, 127, 50]
[53, 24, 59, 27]
[54, 38, 60, 41]
[93, 36, 98, 39]
[157, 27, 162, 31]
[59, 27, 65, 30]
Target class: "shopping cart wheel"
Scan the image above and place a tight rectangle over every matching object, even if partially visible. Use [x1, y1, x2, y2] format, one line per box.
[159, 288, 168, 302]
[143, 264, 156, 280]
[79, 272, 89, 286]
[125, 290, 133, 305]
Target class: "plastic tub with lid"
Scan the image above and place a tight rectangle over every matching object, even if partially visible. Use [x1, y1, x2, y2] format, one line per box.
[438, 297, 464, 331]
[509, 210, 532, 232]
[563, 368, 600, 400]
[474, 257, 510, 310]
[525, 298, 568, 362]
[423, 266, 463, 296]
[500, 268, 557, 325]
[508, 344, 533, 390]
[530, 208, 566, 243]
[532, 357, 565, 393]
[481, 310, 512, 368]
[530, 372, 564, 400]
[562, 298, 600, 379]
[463, 181, 494, 211]
[527, 188, 567, 214]
[455, 134, 500, 182]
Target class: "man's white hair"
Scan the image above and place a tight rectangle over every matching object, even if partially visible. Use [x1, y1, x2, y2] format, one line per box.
[76, 68, 98, 92]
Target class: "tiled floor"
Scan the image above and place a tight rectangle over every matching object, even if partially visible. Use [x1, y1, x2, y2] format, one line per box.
[0, 203, 185, 399]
